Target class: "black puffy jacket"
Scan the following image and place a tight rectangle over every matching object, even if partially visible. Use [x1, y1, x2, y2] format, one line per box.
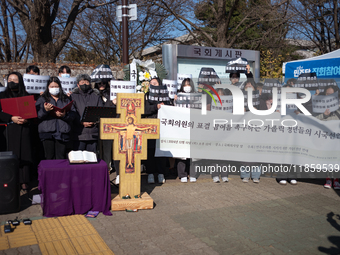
[36, 96, 76, 141]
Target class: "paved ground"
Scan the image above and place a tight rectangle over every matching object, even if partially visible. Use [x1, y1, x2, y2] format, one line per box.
[1, 173, 340, 255]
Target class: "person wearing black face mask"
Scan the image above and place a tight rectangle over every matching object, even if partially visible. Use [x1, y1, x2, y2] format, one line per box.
[0, 72, 33, 193]
[70, 74, 104, 153]
[79, 84, 91, 92]
[7, 81, 20, 91]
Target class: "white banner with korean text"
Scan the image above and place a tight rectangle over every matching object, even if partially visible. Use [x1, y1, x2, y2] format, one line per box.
[59, 77, 77, 93]
[155, 106, 340, 169]
[110, 80, 136, 100]
[23, 74, 50, 94]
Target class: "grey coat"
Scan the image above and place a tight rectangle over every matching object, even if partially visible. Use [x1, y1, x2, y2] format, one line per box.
[71, 87, 104, 141]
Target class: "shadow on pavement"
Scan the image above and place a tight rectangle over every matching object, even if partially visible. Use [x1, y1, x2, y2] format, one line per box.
[318, 212, 340, 255]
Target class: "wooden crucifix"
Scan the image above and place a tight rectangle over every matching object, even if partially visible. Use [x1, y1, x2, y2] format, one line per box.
[100, 93, 159, 203]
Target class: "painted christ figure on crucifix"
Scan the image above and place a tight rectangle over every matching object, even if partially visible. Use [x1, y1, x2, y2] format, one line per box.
[110, 115, 153, 169]
[101, 93, 160, 198]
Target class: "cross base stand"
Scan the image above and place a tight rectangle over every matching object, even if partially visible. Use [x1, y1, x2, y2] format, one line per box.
[111, 192, 154, 211]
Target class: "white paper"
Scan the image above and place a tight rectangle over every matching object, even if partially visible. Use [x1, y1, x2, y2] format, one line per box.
[59, 77, 77, 93]
[130, 63, 137, 82]
[68, 150, 97, 163]
[23, 74, 50, 94]
[149, 70, 158, 79]
[312, 92, 339, 113]
[175, 93, 202, 109]
[156, 106, 340, 168]
[32, 194, 41, 204]
[110, 80, 136, 100]
[68, 150, 84, 163]
[163, 79, 177, 99]
[211, 95, 233, 112]
[276, 93, 298, 111]
[83, 151, 97, 162]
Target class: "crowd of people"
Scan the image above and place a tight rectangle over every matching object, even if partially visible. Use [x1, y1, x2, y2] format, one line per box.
[0, 64, 339, 193]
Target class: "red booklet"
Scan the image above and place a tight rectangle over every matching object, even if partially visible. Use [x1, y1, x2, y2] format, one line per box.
[51, 100, 73, 113]
[0, 95, 37, 119]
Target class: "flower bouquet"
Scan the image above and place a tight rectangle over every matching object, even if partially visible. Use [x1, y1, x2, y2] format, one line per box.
[123, 59, 168, 93]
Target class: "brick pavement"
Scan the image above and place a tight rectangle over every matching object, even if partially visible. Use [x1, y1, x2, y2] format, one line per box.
[1, 174, 340, 255]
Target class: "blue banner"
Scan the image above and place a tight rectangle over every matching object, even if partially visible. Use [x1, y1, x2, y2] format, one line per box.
[285, 58, 340, 79]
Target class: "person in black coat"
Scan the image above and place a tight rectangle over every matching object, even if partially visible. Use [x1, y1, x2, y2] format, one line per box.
[94, 80, 110, 103]
[35, 77, 76, 159]
[0, 72, 33, 191]
[94, 79, 120, 181]
[71, 74, 104, 153]
[142, 77, 172, 184]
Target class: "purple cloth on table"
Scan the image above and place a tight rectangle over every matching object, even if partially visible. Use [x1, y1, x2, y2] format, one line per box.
[38, 159, 112, 217]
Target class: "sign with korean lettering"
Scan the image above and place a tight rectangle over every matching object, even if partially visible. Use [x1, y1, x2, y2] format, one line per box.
[285, 58, 340, 79]
[177, 45, 253, 60]
[277, 93, 298, 111]
[295, 73, 318, 90]
[110, 81, 136, 100]
[163, 79, 177, 99]
[174, 93, 202, 109]
[59, 77, 77, 93]
[243, 90, 260, 107]
[23, 74, 50, 94]
[312, 92, 339, 113]
[318, 79, 337, 94]
[211, 95, 233, 112]
[130, 62, 137, 82]
[264, 79, 281, 87]
[225, 58, 248, 73]
[164, 44, 260, 85]
[261, 86, 282, 95]
[156, 106, 340, 168]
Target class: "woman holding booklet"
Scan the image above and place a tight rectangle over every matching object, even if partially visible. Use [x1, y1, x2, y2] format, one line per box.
[35, 77, 76, 160]
[0, 72, 33, 192]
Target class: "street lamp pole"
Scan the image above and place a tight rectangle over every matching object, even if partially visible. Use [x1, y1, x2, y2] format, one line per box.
[122, 0, 129, 65]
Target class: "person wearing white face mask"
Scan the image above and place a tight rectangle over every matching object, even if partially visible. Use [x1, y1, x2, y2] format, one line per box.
[58, 65, 72, 78]
[35, 77, 76, 159]
[174, 78, 199, 183]
[58, 65, 72, 97]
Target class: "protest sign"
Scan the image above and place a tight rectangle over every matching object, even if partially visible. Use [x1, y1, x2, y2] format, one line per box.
[23, 74, 49, 94]
[110, 81, 136, 100]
